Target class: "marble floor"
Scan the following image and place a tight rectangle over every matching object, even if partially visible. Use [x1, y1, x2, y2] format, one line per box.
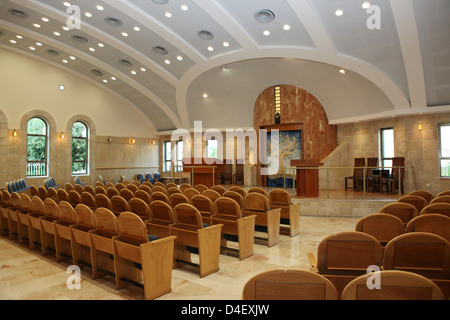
[0, 215, 361, 300]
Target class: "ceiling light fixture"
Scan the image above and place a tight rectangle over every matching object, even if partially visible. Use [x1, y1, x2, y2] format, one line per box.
[255, 9, 275, 23]
[165, 59, 171, 64]
[9, 9, 29, 18]
[198, 30, 214, 40]
[29, 46, 36, 51]
[153, 46, 168, 55]
[36, 42, 43, 46]
[98, 43, 104, 47]
[263, 30, 270, 36]
[223, 41, 229, 47]
[177, 55, 183, 61]
[105, 17, 123, 27]
[165, 12, 172, 18]
[362, 1, 371, 9]
[203, 93, 208, 98]
[335, 9, 344, 16]
[283, 24, 291, 31]
[53, 31, 61, 36]
[339, 68, 346, 74]
[33, 23, 41, 28]
[96, 5, 104, 11]
[62, 26, 69, 31]
[41, 17, 49, 22]
[69, 56, 76, 60]
[16, 35, 23, 39]
[181, 5, 189, 11]
[121, 32, 128, 37]
[207, 46, 214, 51]
[62, 59, 68, 63]
[131, 70, 137, 75]
[134, 26, 140, 31]
[111, 76, 117, 80]
[152, 0, 169, 4]
[140, 67, 146, 72]
[9, 40, 17, 44]
[63, 2, 71, 7]
[89, 47, 96, 52]
[84, 12, 92, 18]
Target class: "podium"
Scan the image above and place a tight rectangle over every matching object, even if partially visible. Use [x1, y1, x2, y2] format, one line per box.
[182, 158, 224, 188]
[290, 160, 323, 197]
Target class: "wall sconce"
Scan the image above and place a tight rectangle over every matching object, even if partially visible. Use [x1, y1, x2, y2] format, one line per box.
[60, 132, 65, 139]
[418, 121, 423, 132]
[149, 139, 156, 145]
[12, 129, 17, 137]
[130, 137, 136, 144]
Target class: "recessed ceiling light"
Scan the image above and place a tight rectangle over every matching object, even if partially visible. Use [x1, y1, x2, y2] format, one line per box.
[89, 47, 96, 52]
[62, 59, 68, 63]
[84, 12, 92, 18]
[121, 32, 128, 37]
[33, 23, 41, 28]
[120, 59, 133, 67]
[335, 9, 344, 16]
[131, 70, 137, 75]
[223, 41, 229, 47]
[105, 17, 123, 27]
[47, 49, 60, 56]
[181, 5, 189, 11]
[283, 24, 291, 31]
[69, 56, 76, 60]
[207, 46, 214, 51]
[98, 43, 104, 47]
[177, 55, 183, 61]
[103, 79, 108, 83]
[41, 17, 49, 22]
[9, 40, 17, 44]
[111, 76, 117, 80]
[36, 42, 43, 46]
[91, 69, 104, 76]
[62, 26, 69, 31]
[63, 2, 71, 7]
[8, 9, 29, 18]
[133, 26, 140, 31]
[263, 30, 270, 36]
[165, 12, 172, 18]
[16, 35, 23, 39]
[165, 59, 171, 64]
[53, 31, 61, 36]
[140, 67, 146, 72]
[72, 35, 88, 43]
[96, 5, 104, 11]
[362, 1, 371, 9]
[29, 46, 36, 51]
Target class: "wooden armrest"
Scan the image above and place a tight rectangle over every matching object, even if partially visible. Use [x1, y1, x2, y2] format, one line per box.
[307, 252, 317, 269]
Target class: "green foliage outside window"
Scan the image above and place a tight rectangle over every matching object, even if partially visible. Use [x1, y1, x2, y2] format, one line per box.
[72, 121, 88, 174]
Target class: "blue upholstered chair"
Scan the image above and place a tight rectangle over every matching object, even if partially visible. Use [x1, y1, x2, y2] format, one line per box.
[154, 172, 162, 182]
[74, 176, 84, 187]
[6, 182, 13, 194]
[145, 172, 155, 184]
[136, 173, 145, 183]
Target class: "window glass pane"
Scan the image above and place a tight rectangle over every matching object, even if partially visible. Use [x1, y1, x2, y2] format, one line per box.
[72, 121, 87, 138]
[72, 138, 87, 161]
[27, 118, 46, 135]
[382, 128, 394, 158]
[441, 160, 450, 177]
[27, 136, 46, 161]
[440, 125, 450, 158]
[207, 140, 218, 158]
[165, 141, 171, 161]
[72, 162, 87, 174]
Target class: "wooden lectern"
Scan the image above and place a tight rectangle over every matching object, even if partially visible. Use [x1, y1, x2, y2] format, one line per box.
[290, 159, 323, 197]
[182, 158, 225, 188]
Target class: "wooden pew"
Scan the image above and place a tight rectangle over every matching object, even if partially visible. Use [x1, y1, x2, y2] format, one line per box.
[146, 200, 175, 239]
[70, 204, 96, 268]
[40, 198, 60, 256]
[268, 189, 300, 237]
[54, 201, 76, 262]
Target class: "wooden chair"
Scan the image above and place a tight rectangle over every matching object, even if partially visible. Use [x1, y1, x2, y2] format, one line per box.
[430, 195, 450, 205]
[223, 190, 245, 209]
[355, 213, 405, 247]
[211, 185, 226, 196]
[247, 187, 268, 197]
[384, 232, 450, 299]
[28, 196, 47, 250]
[65, 183, 75, 193]
[229, 186, 246, 199]
[308, 231, 383, 298]
[345, 158, 366, 191]
[129, 197, 151, 221]
[120, 188, 134, 202]
[167, 187, 182, 197]
[0, 190, 12, 237]
[153, 182, 166, 189]
[29, 185, 39, 198]
[113, 211, 176, 299]
[115, 183, 126, 191]
[95, 193, 112, 210]
[341, 270, 444, 300]
[152, 186, 168, 195]
[242, 269, 338, 300]
[84, 185, 96, 197]
[111, 195, 131, 217]
[406, 214, 450, 243]
[419, 203, 450, 217]
[212, 197, 256, 260]
[170, 203, 223, 278]
[95, 181, 105, 188]
[126, 183, 138, 194]
[70, 204, 96, 267]
[151, 191, 171, 206]
[380, 202, 418, 226]
[106, 187, 120, 199]
[146, 200, 175, 238]
[89, 208, 120, 279]
[381, 157, 405, 194]
[47, 187, 59, 203]
[54, 201, 76, 262]
[183, 188, 200, 201]
[7, 192, 22, 242]
[194, 184, 209, 194]
[397, 195, 428, 213]
[243, 193, 281, 248]
[134, 190, 152, 205]
[74, 184, 84, 195]
[409, 190, 434, 204]
[364, 157, 378, 192]
[179, 183, 192, 193]
[139, 185, 152, 195]
[268, 189, 300, 237]
[81, 191, 97, 210]
[202, 189, 221, 203]
[166, 182, 178, 189]
[437, 190, 450, 197]
[40, 198, 60, 256]
[233, 163, 244, 185]
[169, 193, 190, 207]
[191, 195, 215, 226]
[37, 186, 48, 201]
[68, 190, 82, 208]
[57, 189, 69, 203]
[104, 182, 115, 189]
[142, 181, 153, 189]
[219, 163, 233, 185]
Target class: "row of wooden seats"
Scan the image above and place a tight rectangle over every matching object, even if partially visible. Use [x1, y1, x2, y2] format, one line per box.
[0, 192, 176, 299]
[242, 269, 445, 300]
[307, 231, 450, 299]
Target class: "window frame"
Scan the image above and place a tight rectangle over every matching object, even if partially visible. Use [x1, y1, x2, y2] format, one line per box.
[163, 140, 172, 172]
[71, 121, 89, 175]
[438, 123, 450, 178]
[26, 117, 49, 177]
[380, 127, 394, 172]
[206, 139, 218, 159]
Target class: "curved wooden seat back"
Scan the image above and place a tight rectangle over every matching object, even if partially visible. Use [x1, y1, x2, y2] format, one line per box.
[120, 188, 134, 202]
[106, 187, 120, 199]
[191, 195, 214, 214]
[223, 190, 244, 208]
[406, 214, 450, 243]
[115, 183, 126, 191]
[213, 197, 241, 219]
[20, 194, 33, 213]
[74, 204, 96, 231]
[355, 213, 405, 245]
[172, 203, 204, 229]
[74, 184, 84, 195]
[95, 193, 112, 210]
[44, 198, 60, 220]
[167, 187, 182, 197]
[384, 232, 450, 280]
[409, 190, 434, 204]
[37, 186, 48, 201]
[58, 201, 76, 224]
[169, 193, 190, 207]
[84, 185, 96, 197]
[211, 185, 226, 196]
[129, 197, 151, 220]
[139, 185, 152, 195]
[65, 183, 74, 192]
[166, 183, 178, 189]
[183, 188, 200, 200]
[31, 196, 46, 217]
[152, 186, 167, 195]
[316, 231, 383, 276]
[111, 195, 131, 215]
[10, 192, 22, 210]
[149, 200, 175, 225]
[242, 269, 338, 300]
[247, 187, 268, 197]
[81, 192, 97, 209]
[202, 189, 221, 203]
[179, 183, 192, 193]
[68, 190, 82, 206]
[341, 270, 444, 300]
[194, 184, 209, 194]
[268, 189, 291, 206]
[134, 190, 152, 205]
[57, 189, 69, 202]
[104, 182, 115, 189]
[117, 211, 149, 246]
[153, 182, 166, 189]
[380, 202, 418, 225]
[47, 188, 59, 202]
[229, 186, 246, 198]
[437, 190, 450, 197]
[126, 184, 138, 194]
[151, 191, 171, 205]
[142, 181, 153, 188]
[245, 193, 270, 212]
[430, 195, 450, 205]
[397, 195, 428, 213]
[93, 208, 119, 238]
[419, 203, 450, 217]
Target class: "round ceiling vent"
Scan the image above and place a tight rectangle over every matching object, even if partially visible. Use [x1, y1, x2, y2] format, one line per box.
[91, 69, 104, 76]
[46, 49, 60, 56]
[153, 46, 168, 55]
[119, 59, 133, 67]
[152, 0, 169, 4]
[105, 17, 123, 27]
[8, 9, 29, 18]
[254, 9, 275, 23]
[197, 30, 214, 41]
[72, 35, 88, 43]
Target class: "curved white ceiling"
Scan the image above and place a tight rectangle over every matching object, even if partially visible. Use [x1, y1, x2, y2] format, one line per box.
[0, 0, 448, 133]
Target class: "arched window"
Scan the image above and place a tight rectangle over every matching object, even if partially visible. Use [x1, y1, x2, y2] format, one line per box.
[72, 121, 89, 175]
[27, 117, 48, 177]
